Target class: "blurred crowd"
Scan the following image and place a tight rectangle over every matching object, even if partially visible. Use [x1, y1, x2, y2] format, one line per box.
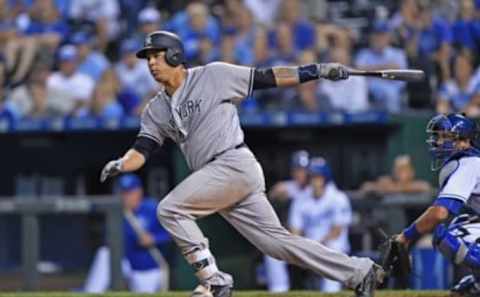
[1, 0, 480, 122]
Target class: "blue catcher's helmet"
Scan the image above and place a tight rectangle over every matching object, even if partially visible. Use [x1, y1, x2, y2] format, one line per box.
[308, 157, 333, 183]
[426, 113, 478, 170]
[290, 150, 310, 169]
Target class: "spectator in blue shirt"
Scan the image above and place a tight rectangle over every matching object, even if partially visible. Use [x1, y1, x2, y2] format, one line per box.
[270, 0, 315, 52]
[83, 174, 171, 293]
[21, 0, 70, 49]
[415, 4, 453, 60]
[89, 69, 124, 120]
[71, 31, 110, 82]
[165, 2, 220, 64]
[264, 22, 297, 110]
[130, 6, 162, 48]
[230, 5, 257, 66]
[436, 53, 480, 116]
[0, 59, 17, 122]
[452, 0, 480, 53]
[115, 39, 158, 116]
[355, 21, 408, 113]
[1, 0, 34, 86]
[17, 0, 70, 17]
[118, 0, 150, 36]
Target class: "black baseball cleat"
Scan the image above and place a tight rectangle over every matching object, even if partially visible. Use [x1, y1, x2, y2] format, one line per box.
[191, 284, 233, 297]
[451, 275, 480, 297]
[354, 264, 385, 297]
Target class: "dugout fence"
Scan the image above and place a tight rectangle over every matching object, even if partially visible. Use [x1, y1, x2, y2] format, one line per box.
[0, 196, 123, 291]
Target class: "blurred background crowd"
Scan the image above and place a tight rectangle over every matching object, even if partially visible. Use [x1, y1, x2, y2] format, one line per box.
[2, 0, 480, 121]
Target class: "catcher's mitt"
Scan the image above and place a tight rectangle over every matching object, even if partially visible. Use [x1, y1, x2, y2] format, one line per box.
[378, 230, 411, 278]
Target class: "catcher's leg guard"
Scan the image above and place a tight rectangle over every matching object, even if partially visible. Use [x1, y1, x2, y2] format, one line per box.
[433, 224, 480, 269]
[451, 274, 480, 297]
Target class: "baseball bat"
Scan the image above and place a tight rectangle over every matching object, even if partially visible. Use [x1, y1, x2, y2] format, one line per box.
[347, 68, 425, 82]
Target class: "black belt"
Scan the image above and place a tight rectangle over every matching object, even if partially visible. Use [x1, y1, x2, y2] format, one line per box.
[208, 142, 246, 163]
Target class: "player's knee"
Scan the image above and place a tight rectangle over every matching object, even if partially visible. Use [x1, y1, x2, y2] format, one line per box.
[434, 224, 463, 262]
[434, 224, 480, 269]
[156, 197, 175, 223]
[464, 245, 480, 269]
[261, 242, 290, 260]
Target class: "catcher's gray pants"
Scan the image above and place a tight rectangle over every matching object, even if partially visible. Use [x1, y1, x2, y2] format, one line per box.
[157, 147, 373, 288]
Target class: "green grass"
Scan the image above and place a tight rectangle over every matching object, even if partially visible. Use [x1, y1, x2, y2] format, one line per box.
[0, 291, 449, 297]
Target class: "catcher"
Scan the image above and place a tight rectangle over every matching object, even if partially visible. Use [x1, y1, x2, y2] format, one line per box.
[387, 113, 480, 296]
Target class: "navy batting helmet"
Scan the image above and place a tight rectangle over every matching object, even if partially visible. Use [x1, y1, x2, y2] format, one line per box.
[136, 30, 185, 67]
[290, 150, 309, 169]
[308, 157, 333, 182]
[426, 113, 479, 169]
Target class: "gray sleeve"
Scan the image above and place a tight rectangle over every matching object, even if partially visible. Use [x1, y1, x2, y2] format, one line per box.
[138, 103, 164, 146]
[206, 62, 254, 101]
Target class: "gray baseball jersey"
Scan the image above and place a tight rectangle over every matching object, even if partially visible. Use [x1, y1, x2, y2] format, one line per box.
[139, 62, 254, 170]
[146, 61, 375, 290]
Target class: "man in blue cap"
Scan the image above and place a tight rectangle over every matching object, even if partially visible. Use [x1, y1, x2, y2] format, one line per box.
[289, 157, 352, 292]
[264, 150, 311, 293]
[83, 174, 170, 293]
[355, 20, 407, 113]
[46, 44, 95, 116]
[71, 31, 110, 82]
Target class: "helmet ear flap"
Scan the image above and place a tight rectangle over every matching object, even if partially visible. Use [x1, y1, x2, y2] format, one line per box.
[165, 48, 181, 67]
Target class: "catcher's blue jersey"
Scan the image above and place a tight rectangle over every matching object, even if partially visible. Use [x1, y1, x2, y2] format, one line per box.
[438, 148, 480, 214]
[438, 153, 480, 214]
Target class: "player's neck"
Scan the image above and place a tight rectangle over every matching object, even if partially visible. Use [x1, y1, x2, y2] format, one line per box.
[164, 68, 187, 97]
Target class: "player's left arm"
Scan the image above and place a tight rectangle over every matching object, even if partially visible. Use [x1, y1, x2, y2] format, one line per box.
[252, 63, 349, 90]
[398, 159, 478, 246]
[207, 62, 348, 102]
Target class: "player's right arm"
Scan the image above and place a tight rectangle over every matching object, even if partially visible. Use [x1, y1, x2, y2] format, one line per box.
[397, 158, 478, 246]
[100, 101, 163, 182]
[100, 137, 157, 182]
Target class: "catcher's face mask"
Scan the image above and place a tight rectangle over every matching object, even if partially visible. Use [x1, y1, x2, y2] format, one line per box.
[426, 115, 460, 171]
[426, 113, 479, 170]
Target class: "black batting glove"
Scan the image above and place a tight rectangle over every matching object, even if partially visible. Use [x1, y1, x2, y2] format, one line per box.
[318, 63, 350, 81]
[100, 159, 123, 182]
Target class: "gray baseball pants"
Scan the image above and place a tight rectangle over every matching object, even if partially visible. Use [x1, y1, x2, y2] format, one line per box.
[156, 147, 373, 289]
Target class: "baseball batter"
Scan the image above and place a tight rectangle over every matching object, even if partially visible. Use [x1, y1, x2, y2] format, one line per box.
[100, 30, 384, 297]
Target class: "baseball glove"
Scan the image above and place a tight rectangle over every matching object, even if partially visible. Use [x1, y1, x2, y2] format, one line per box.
[378, 231, 411, 278]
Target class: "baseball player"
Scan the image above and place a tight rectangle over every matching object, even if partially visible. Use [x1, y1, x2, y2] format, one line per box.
[269, 150, 311, 202]
[264, 150, 311, 292]
[84, 174, 170, 293]
[289, 157, 352, 292]
[100, 30, 384, 297]
[392, 113, 480, 296]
